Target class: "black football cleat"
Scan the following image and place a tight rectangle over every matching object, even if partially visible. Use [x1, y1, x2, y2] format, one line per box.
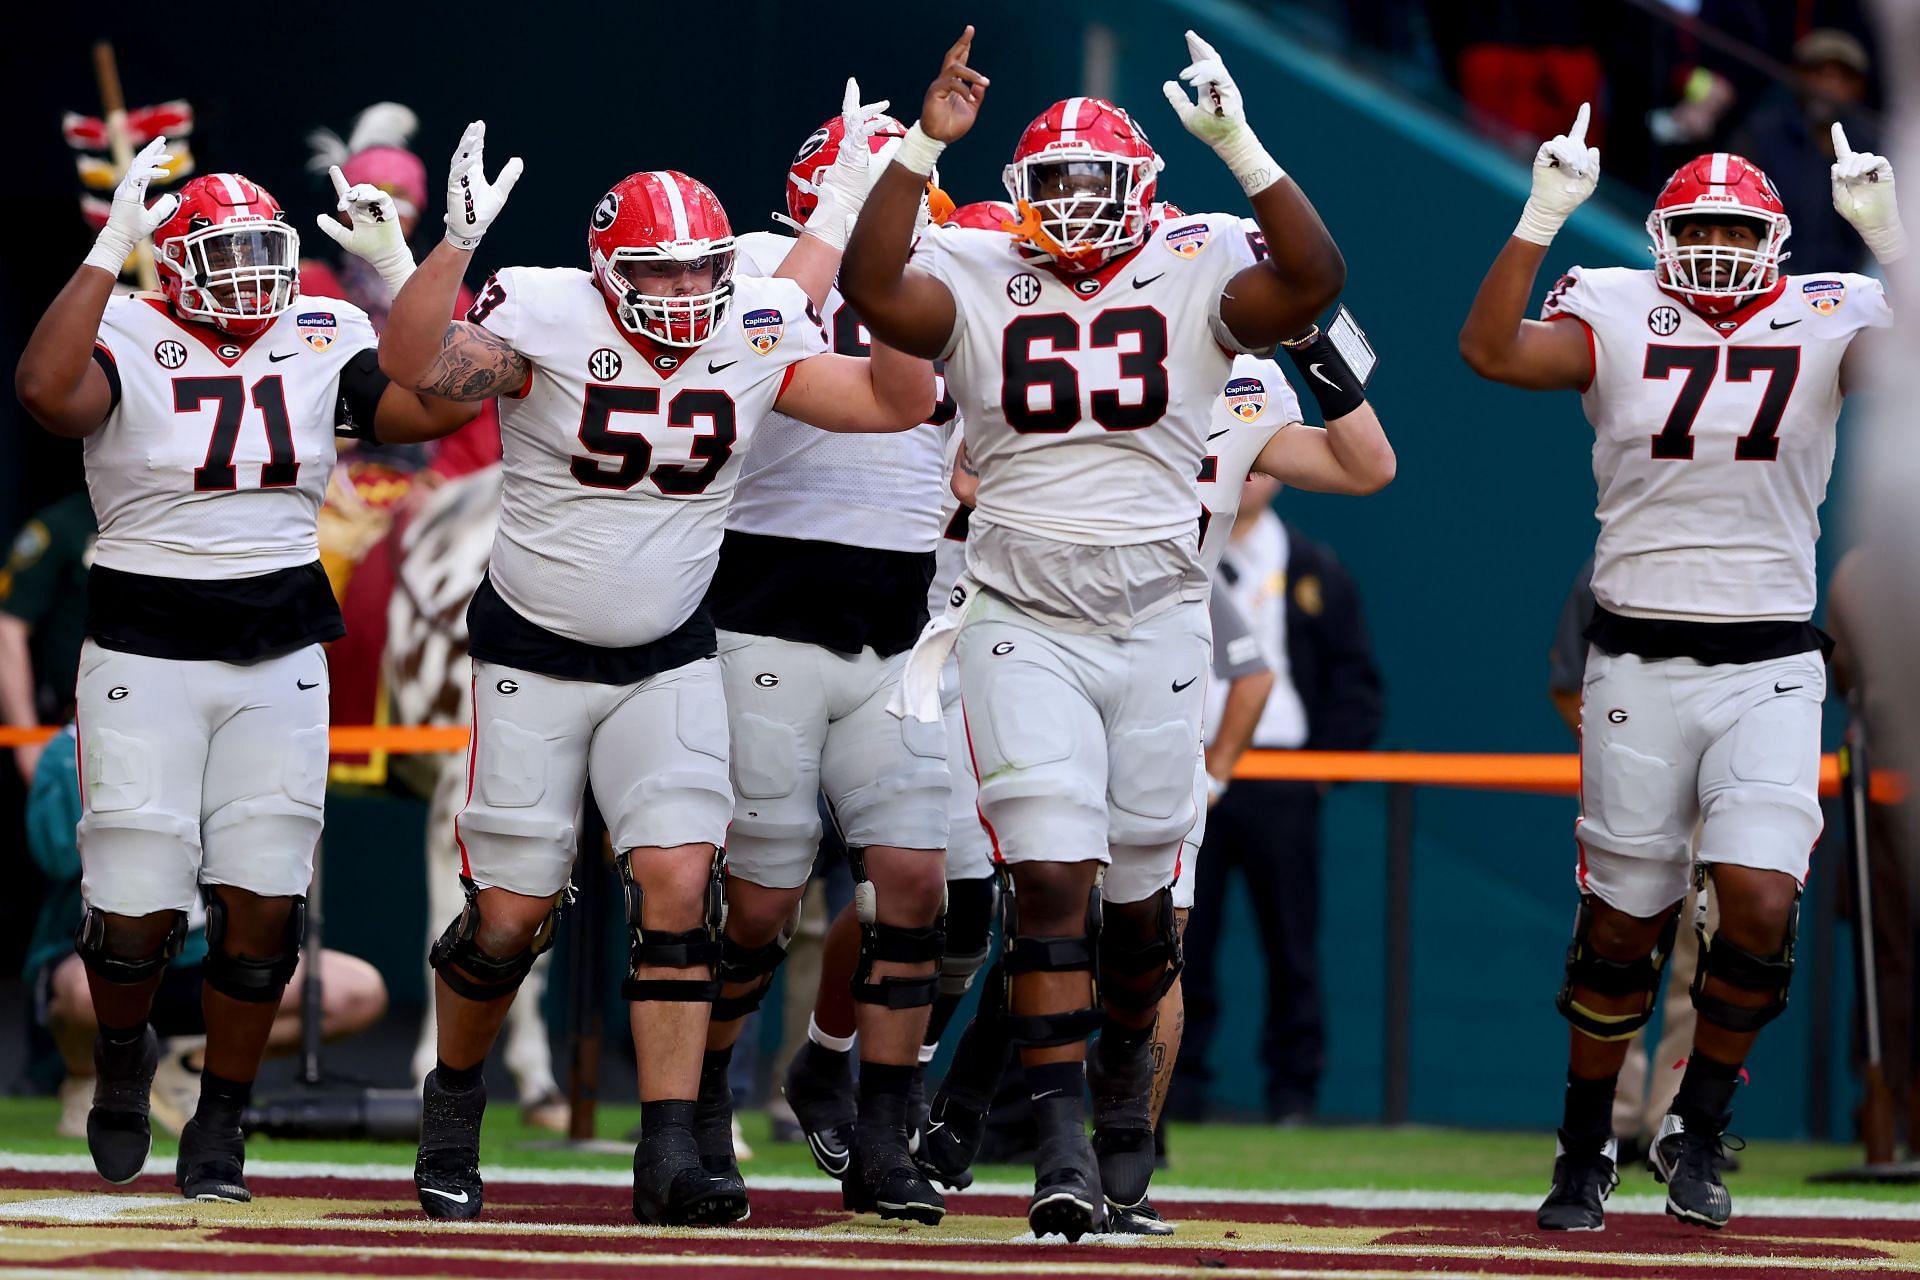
[87, 1026, 160, 1185]
[1028, 1132, 1105, 1242]
[1536, 1134, 1617, 1231]
[781, 1041, 857, 1180]
[175, 1112, 250, 1203]
[633, 1124, 749, 1226]
[1106, 1198, 1176, 1235]
[844, 1123, 946, 1225]
[1651, 1113, 1736, 1229]
[414, 1069, 486, 1220]
[693, 1058, 749, 1207]
[1088, 1028, 1157, 1212]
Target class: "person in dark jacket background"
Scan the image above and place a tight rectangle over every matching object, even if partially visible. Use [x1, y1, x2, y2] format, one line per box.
[1172, 477, 1385, 1123]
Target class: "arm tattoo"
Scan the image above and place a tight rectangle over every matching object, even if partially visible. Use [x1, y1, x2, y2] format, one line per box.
[416, 321, 531, 401]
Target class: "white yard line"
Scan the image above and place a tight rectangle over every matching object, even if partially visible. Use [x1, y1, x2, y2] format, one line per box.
[3, 1151, 1917, 1221]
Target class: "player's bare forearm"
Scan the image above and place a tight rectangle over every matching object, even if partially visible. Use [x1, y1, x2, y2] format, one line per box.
[1259, 403, 1395, 496]
[777, 347, 934, 433]
[371, 382, 483, 444]
[396, 320, 530, 403]
[1220, 182, 1347, 349]
[773, 233, 840, 311]
[841, 166, 956, 360]
[0, 617, 38, 731]
[382, 240, 479, 388]
[1206, 668, 1275, 785]
[1458, 236, 1589, 389]
[15, 266, 118, 438]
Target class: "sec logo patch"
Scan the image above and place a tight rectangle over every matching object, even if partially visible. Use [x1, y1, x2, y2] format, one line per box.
[154, 340, 188, 369]
[1648, 305, 1681, 336]
[1006, 273, 1042, 306]
[589, 347, 624, 380]
[1224, 376, 1267, 421]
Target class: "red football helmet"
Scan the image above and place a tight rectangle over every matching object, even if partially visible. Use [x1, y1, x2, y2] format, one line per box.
[783, 112, 953, 230]
[589, 171, 736, 347]
[1647, 153, 1791, 315]
[945, 200, 1017, 232]
[152, 173, 300, 336]
[1002, 97, 1161, 272]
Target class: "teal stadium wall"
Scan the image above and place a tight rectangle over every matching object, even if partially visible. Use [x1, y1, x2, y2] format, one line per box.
[47, 0, 1862, 1138]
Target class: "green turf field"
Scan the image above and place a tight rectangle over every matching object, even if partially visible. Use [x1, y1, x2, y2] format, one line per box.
[1, 1095, 1909, 1202]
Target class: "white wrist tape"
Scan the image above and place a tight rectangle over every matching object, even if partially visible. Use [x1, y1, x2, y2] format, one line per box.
[1512, 199, 1567, 247]
[84, 231, 135, 277]
[370, 248, 418, 295]
[1861, 217, 1910, 265]
[1214, 129, 1285, 197]
[895, 123, 947, 177]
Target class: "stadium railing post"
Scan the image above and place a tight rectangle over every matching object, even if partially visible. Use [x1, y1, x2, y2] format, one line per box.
[1384, 782, 1415, 1125]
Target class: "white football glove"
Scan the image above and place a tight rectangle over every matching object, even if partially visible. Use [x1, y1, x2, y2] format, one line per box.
[1514, 103, 1601, 246]
[443, 120, 523, 252]
[85, 135, 179, 276]
[1161, 30, 1283, 195]
[804, 78, 893, 251]
[1831, 123, 1908, 264]
[314, 166, 416, 294]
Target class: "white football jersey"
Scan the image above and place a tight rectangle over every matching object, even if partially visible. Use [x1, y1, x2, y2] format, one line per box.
[927, 419, 970, 619]
[86, 293, 377, 578]
[727, 232, 946, 553]
[1197, 355, 1302, 570]
[912, 213, 1263, 547]
[1544, 267, 1891, 622]
[474, 266, 825, 647]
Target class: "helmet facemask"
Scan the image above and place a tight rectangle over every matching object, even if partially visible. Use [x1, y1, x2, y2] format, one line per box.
[160, 217, 300, 335]
[1648, 208, 1790, 315]
[605, 240, 737, 347]
[1003, 152, 1153, 270]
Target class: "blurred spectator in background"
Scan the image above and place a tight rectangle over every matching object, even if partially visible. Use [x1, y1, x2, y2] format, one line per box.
[0, 493, 95, 785]
[1427, 1, 1605, 150]
[1174, 477, 1384, 1123]
[24, 724, 388, 1134]
[1549, 556, 1710, 1168]
[1731, 29, 1881, 276]
[301, 102, 502, 787]
[1827, 547, 1918, 1151]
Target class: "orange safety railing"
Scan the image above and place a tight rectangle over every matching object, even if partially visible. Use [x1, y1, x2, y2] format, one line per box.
[0, 724, 1903, 803]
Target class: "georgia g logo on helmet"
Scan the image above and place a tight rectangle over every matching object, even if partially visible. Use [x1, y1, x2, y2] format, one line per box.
[592, 191, 620, 232]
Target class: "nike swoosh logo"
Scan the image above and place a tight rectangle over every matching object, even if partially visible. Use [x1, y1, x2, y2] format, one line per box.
[1206, 429, 1232, 441]
[1033, 1088, 1064, 1100]
[1769, 318, 1802, 329]
[708, 359, 738, 374]
[268, 351, 298, 362]
[1774, 682, 1802, 693]
[807, 1133, 850, 1174]
[1131, 274, 1165, 290]
[926, 1121, 947, 1136]
[420, 1186, 469, 1203]
[1172, 676, 1198, 692]
[1309, 362, 1339, 388]
[297, 679, 320, 690]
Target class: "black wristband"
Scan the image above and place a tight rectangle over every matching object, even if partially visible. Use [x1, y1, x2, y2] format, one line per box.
[1282, 326, 1367, 421]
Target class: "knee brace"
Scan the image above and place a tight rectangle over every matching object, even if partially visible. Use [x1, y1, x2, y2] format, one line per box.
[712, 910, 800, 1022]
[1000, 871, 1103, 1047]
[1691, 886, 1799, 1034]
[619, 847, 725, 1003]
[202, 889, 307, 1004]
[1555, 893, 1680, 1042]
[1098, 885, 1183, 1015]
[430, 875, 560, 1003]
[938, 876, 998, 999]
[74, 907, 188, 987]
[849, 847, 946, 1010]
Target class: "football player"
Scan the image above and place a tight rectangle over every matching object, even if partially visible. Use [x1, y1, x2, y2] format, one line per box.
[841, 27, 1348, 1239]
[699, 88, 957, 1224]
[918, 303, 1396, 1230]
[1458, 106, 1903, 1231]
[376, 121, 933, 1227]
[14, 138, 476, 1202]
